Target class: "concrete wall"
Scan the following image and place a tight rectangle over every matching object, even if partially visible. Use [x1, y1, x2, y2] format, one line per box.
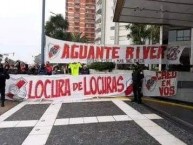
[173, 72, 193, 103]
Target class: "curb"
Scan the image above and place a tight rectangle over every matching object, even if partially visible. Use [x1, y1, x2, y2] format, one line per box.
[142, 99, 193, 135]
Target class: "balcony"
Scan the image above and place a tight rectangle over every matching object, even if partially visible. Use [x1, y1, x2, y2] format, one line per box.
[85, 6, 95, 10]
[74, 14, 80, 17]
[85, 10, 95, 14]
[74, 24, 80, 28]
[95, 30, 101, 37]
[86, 17, 95, 21]
[96, 27, 101, 33]
[74, 19, 80, 22]
[74, 4, 80, 8]
[96, 17, 102, 24]
[74, 0, 80, 4]
[96, 14, 101, 22]
[85, 20, 95, 24]
[95, 23, 101, 29]
[85, 2, 95, 6]
[95, 36, 101, 42]
[97, 0, 102, 5]
[85, 24, 95, 28]
[96, 5, 102, 14]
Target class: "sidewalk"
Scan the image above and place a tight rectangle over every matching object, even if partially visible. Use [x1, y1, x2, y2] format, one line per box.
[142, 97, 193, 133]
[0, 100, 20, 115]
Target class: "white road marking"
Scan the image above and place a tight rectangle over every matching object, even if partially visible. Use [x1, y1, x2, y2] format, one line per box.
[22, 103, 62, 145]
[112, 100, 186, 145]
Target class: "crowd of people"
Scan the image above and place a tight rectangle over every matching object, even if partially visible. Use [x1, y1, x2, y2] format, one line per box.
[0, 60, 144, 107]
[0, 61, 90, 107]
[0, 61, 90, 76]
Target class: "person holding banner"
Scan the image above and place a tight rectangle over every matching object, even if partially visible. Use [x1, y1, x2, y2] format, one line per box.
[38, 64, 47, 75]
[45, 61, 53, 75]
[132, 62, 144, 104]
[0, 64, 10, 107]
[80, 64, 90, 75]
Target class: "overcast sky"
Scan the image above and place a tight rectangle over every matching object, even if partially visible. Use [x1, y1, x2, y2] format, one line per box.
[0, 0, 66, 64]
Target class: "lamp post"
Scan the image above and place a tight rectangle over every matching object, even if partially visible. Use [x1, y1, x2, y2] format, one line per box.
[41, 0, 46, 65]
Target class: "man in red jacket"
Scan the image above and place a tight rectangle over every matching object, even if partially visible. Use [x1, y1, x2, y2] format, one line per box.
[45, 61, 53, 75]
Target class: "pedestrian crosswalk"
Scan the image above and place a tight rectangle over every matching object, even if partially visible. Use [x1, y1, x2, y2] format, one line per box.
[0, 99, 188, 145]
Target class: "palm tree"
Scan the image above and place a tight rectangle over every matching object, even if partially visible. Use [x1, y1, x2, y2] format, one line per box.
[45, 14, 71, 41]
[126, 24, 150, 45]
[148, 25, 160, 44]
[126, 24, 160, 45]
[70, 33, 88, 43]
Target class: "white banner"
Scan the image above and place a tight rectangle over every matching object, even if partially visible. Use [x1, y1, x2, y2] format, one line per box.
[5, 74, 133, 101]
[5, 71, 178, 101]
[142, 70, 178, 96]
[45, 36, 186, 64]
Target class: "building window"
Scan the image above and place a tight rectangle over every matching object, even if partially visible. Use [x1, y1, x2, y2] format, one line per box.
[119, 25, 126, 30]
[75, 8, 80, 12]
[86, 0, 95, 3]
[183, 30, 191, 41]
[176, 30, 191, 41]
[119, 36, 127, 41]
[168, 30, 176, 42]
[110, 36, 114, 40]
[110, 26, 115, 30]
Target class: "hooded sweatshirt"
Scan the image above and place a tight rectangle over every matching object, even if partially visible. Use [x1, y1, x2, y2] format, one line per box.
[0, 66, 10, 87]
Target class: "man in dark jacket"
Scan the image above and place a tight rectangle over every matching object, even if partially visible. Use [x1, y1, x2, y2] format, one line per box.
[80, 64, 90, 75]
[38, 64, 47, 75]
[132, 63, 144, 104]
[0, 64, 10, 107]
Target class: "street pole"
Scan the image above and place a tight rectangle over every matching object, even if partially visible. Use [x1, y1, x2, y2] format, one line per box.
[190, 28, 193, 72]
[159, 26, 163, 71]
[41, 0, 46, 65]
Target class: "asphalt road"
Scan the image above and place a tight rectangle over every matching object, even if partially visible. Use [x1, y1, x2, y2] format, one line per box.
[0, 99, 192, 145]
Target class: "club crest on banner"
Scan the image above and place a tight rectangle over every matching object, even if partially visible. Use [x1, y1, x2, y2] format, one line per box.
[6, 78, 27, 100]
[124, 79, 133, 96]
[167, 46, 181, 60]
[145, 75, 157, 92]
[48, 43, 61, 59]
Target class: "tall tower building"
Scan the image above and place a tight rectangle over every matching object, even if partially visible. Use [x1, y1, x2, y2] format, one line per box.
[95, 0, 131, 45]
[66, 0, 96, 43]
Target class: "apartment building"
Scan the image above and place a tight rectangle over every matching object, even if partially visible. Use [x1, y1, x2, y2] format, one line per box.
[95, 0, 131, 45]
[66, 0, 96, 43]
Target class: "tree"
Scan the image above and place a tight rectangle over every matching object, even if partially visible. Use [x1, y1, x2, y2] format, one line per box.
[34, 54, 41, 64]
[70, 33, 88, 43]
[126, 24, 160, 45]
[45, 14, 71, 41]
[126, 24, 150, 45]
[148, 25, 160, 44]
[45, 14, 88, 43]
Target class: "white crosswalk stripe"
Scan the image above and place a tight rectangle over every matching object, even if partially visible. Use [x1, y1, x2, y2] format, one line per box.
[0, 99, 187, 145]
[112, 100, 186, 145]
